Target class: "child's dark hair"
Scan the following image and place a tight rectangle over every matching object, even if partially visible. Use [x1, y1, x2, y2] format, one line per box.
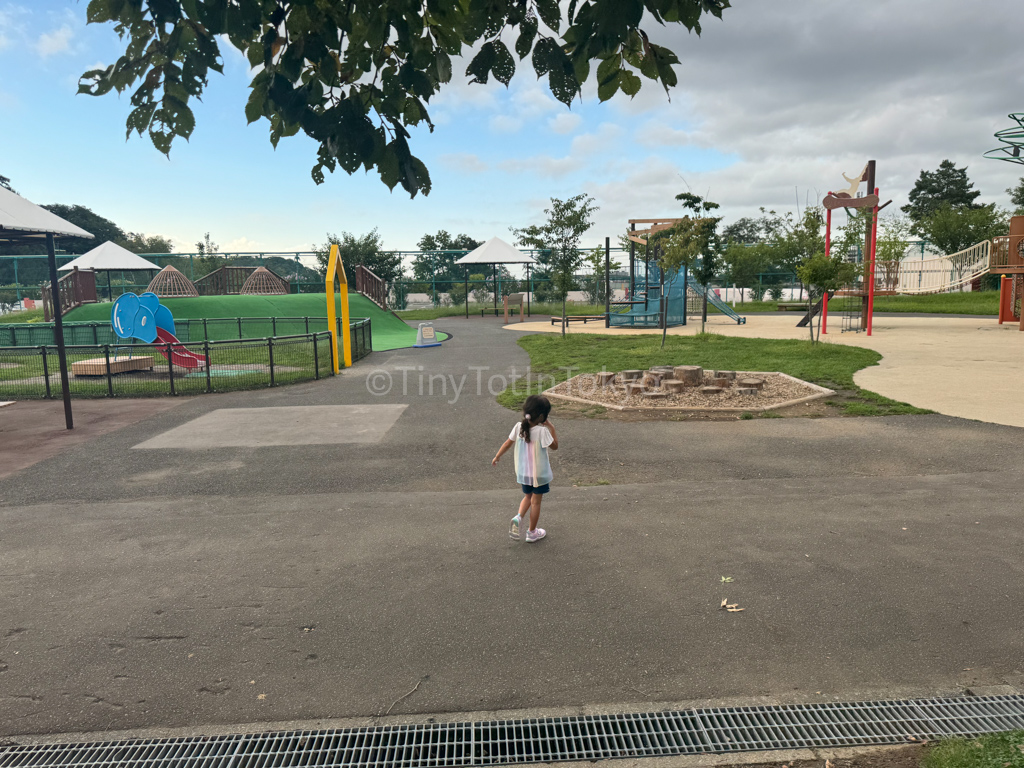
[520, 395, 552, 442]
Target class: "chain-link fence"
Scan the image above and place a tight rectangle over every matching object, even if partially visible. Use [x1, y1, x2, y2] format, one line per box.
[0, 318, 372, 400]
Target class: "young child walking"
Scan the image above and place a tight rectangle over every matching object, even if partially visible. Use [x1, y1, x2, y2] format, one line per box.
[492, 394, 558, 542]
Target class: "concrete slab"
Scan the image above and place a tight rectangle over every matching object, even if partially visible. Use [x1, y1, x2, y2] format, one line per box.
[131, 404, 408, 449]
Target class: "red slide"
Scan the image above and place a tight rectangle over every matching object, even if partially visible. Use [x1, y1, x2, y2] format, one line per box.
[155, 327, 208, 370]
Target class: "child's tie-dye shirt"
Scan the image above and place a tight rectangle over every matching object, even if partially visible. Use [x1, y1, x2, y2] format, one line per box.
[509, 422, 554, 486]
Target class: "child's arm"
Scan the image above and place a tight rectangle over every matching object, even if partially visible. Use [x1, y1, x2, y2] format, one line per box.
[492, 439, 514, 465]
[545, 420, 558, 450]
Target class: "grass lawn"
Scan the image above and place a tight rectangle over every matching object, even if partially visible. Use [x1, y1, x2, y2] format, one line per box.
[721, 291, 1000, 315]
[0, 307, 46, 323]
[924, 730, 1024, 768]
[497, 333, 930, 417]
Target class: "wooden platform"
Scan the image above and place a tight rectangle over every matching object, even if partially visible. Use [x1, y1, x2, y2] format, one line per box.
[72, 356, 155, 377]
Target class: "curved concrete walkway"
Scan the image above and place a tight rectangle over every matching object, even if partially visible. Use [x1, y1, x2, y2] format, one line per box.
[508, 314, 1024, 428]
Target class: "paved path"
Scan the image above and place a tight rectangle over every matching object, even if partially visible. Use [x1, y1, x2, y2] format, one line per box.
[510, 314, 1024, 427]
[1, 317, 1022, 739]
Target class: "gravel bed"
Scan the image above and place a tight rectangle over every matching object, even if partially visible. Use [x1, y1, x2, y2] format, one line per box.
[547, 369, 826, 410]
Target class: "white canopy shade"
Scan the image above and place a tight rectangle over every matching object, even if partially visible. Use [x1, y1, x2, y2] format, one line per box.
[59, 240, 161, 271]
[455, 237, 536, 265]
[0, 186, 94, 242]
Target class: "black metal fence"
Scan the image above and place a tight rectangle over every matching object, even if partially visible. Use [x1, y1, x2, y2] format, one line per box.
[0, 316, 369, 347]
[0, 319, 372, 400]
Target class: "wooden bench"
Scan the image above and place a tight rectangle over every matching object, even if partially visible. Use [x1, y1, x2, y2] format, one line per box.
[72, 355, 155, 377]
[481, 307, 519, 317]
[776, 302, 809, 311]
[549, 315, 606, 325]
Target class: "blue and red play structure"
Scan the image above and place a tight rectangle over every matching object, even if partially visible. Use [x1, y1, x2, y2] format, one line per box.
[111, 292, 208, 369]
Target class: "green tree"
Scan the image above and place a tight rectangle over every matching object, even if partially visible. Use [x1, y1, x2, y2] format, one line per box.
[511, 193, 597, 334]
[796, 253, 856, 343]
[120, 232, 174, 253]
[41, 204, 126, 254]
[915, 203, 1008, 256]
[313, 229, 403, 288]
[79, 0, 730, 198]
[721, 216, 765, 244]
[1005, 178, 1024, 216]
[650, 192, 722, 340]
[412, 230, 482, 298]
[193, 231, 223, 276]
[0, 174, 15, 193]
[902, 159, 982, 226]
[581, 246, 622, 305]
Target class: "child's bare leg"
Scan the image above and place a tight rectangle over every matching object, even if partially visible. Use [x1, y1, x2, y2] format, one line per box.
[517, 494, 532, 519]
[529, 494, 543, 531]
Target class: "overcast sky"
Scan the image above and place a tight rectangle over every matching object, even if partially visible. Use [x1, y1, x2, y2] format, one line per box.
[2, 0, 1022, 256]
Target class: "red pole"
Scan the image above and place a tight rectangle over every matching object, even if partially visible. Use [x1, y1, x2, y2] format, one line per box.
[823, 201, 831, 334]
[867, 187, 879, 336]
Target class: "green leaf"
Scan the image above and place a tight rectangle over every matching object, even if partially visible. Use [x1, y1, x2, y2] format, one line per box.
[466, 42, 497, 84]
[535, 0, 561, 33]
[619, 68, 641, 96]
[490, 40, 515, 86]
[86, 0, 114, 23]
[596, 55, 619, 102]
[515, 16, 538, 59]
[244, 86, 266, 123]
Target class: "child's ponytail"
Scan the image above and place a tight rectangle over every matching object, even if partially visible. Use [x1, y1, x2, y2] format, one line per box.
[520, 394, 552, 443]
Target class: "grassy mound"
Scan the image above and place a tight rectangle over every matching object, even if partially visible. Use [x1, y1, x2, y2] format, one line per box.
[63, 293, 445, 351]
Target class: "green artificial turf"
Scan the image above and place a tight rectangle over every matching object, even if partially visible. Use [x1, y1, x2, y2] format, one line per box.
[61, 293, 445, 351]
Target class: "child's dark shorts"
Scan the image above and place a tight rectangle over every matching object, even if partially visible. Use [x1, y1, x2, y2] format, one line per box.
[521, 483, 550, 495]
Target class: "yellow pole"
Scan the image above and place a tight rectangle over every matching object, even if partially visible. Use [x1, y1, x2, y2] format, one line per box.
[325, 244, 352, 372]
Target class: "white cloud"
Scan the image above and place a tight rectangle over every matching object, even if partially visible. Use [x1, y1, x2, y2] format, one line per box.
[549, 112, 582, 135]
[490, 114, 522, 134]
[439, 153, 488, 174]
[221, 236, 265, 252]
[35, 24, 73, 57]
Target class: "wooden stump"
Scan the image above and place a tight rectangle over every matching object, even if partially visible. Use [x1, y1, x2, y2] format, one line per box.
[673, 365, 703, 386]
[621, 369, 643, 381]
[596, 371, 616, 386]
[738, 377, 765, 391]
[651, 366, 676, 378]
[663, 380, 687, 394]
[714, 370, 737, 380]
[642, 391, 668, 400]
[711, 377, 732, 389]
[700, 386, 724, 395]
[642, 371, 664, 388]
[625, 383, 646, 396]
[736, 388, 758, 396]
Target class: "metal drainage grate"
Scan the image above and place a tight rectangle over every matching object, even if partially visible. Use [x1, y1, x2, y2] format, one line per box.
[2, 695, 1024, 768]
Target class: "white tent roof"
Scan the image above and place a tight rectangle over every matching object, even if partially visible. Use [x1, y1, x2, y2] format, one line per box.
[0, 186, 94, 242]
[454, 237, 536, 265]
[59, 241, 161, 271]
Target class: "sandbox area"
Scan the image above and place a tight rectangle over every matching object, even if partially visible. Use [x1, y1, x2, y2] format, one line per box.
[545, 365, 834, 413]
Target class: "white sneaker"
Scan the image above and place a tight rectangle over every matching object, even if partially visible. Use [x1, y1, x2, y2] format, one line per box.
[509, 515, 521, 540]
[525, 527, 546, 543]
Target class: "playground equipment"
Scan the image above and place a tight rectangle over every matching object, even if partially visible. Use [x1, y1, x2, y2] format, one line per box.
[822, 160, 885, 335]
[324, 244, 352, 371]
[111, 292, 208, 369]
[612, 218, 745, 329]
[147, 265, 199, 298]
[240, 266, 290, 295]
[993, 216, 1024, 329]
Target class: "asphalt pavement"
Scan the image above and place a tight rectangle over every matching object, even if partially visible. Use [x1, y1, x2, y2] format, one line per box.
[1, 316, 1021, 739]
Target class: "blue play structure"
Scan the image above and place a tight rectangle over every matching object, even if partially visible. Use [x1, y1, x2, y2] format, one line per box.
[112, 292, 208, 369]
[112, 291, 175, 342]
[610, 262, 746, 328]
